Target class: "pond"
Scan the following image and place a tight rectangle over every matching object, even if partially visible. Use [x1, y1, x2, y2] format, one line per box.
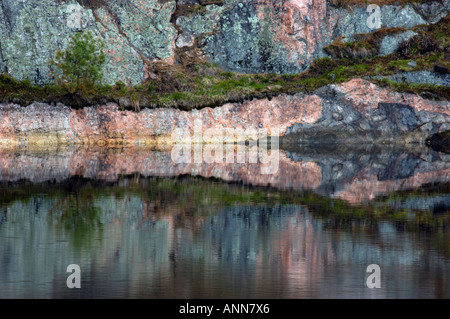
[0, 143, 449, 298]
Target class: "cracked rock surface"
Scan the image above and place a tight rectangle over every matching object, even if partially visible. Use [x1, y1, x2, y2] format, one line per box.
[1, 0, 449, 83]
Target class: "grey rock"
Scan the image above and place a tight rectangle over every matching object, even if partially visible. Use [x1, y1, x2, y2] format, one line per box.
[379, 31, 418, 56]
[204, 0, 298, 74]
[0, 0, 176, 86]
[0, 0, 449, 83]
[414, 0, 450, 24]
[204, 1, 443, 74]
[176, 33, 195, 48]
[334, 5, 427, 40]
[282, 80, 449, 146]
[373, 71, 450, 87]
[408, 60, 417, 68]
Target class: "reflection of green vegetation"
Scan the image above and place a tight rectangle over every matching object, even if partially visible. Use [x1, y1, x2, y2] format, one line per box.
[0, 181, 103, 251]
[147, 178, 273, 210]
[1, 178, 449, 227]
[0, 181, 64, 206]
[376, 182, 450, 202]
[51, 192, 103, 251]
[433, 232, 450, 258]
[1, 177, 449, 253]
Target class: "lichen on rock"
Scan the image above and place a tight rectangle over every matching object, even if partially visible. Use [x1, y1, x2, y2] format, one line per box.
[0, 0, 97, 84]
[196, 0, 448, 74]
[0, 0, 177, 86]
[1, 0, 449, 83]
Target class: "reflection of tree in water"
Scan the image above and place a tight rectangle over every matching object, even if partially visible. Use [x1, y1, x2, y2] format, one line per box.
[0, 176, 450, 298]
[0, 208, 6, 227]
[50, 190, 103, 250]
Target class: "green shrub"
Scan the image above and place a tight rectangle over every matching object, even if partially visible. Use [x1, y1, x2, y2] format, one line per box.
[220, 71, 234, 78]
[113, 81, 128, 95]
[50, 31, 106, 94]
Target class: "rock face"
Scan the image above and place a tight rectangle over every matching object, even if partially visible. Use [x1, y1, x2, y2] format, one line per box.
[379, 30, 418, 56]
[283, 79, 450, 144]
[199, 0, 449, 74]
[373, 71, 450, 87]
[0, 0, 177, 86]
[0, 0, 449, 84]
[0, 79, 448, 146]
[0, 90, 323, 145]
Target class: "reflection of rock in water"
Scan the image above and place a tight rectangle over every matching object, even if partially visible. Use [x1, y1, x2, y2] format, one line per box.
[433, 202, 450, 216]
[1, 187, 450, 298]
[283, 144, 450, 201]
[0, 144, 449, 203]
[383, 194, 450, 215]
[427, 130, 450, 155]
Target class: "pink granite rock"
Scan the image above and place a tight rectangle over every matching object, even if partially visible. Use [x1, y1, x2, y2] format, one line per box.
[0, 79, 448, 146]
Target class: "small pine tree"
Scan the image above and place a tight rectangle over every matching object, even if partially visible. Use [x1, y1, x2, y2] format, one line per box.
[50, 31, 106, 94]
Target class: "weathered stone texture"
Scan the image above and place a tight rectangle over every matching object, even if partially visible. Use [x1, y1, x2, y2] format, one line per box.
[1, 0, 449, 83]
[280, 79, 450, 144]
[0, 0, 177, 85]
[201, 0, 449, 74]
[0, 79, 448, 146]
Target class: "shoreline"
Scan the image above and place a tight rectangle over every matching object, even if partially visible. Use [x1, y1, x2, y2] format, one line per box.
[0, 142, 448, 204]
[0, 78, 448, 148]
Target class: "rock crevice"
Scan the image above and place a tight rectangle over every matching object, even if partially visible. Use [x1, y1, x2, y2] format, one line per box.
[0, 0, 448, 84]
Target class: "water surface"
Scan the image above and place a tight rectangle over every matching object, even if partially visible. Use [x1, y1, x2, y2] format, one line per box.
[0, 144, 449, 298]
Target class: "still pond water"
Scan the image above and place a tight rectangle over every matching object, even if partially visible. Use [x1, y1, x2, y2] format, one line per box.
[0, 144, 449, 298]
